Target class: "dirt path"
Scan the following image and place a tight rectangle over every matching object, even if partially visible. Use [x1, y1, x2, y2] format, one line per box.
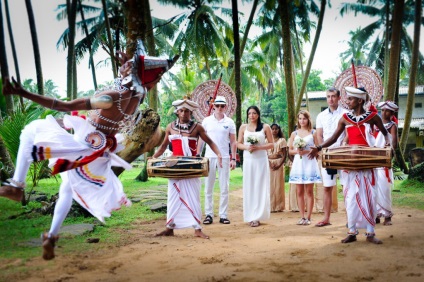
[2, 189, 424, 282]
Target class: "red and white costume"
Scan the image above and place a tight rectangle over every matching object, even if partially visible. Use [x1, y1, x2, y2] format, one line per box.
[165, 134, 203, 230]
[11, 114, 132, 235]
[341, 111, 380, 233]
[374, 121, 396, 218]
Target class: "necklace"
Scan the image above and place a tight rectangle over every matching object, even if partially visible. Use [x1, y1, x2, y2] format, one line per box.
[88, 78, 138, 133]
[172, 119, 195, 134]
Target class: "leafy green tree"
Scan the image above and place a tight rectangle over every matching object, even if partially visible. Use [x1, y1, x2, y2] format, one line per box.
[339, 0, 424, 92]
[339, 27, 371, 65]
[296, 69, 326, 91]
[157, 0, 231, 79]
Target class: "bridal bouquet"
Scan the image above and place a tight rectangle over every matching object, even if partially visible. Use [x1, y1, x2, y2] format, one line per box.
[293, 137, 307, 159]
[247, 135, 259, 153]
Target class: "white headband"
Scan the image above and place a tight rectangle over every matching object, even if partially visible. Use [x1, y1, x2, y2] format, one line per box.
[172, 99, 199, 113]
[378, 101, 398, 112]
[345, 86, 368, 100]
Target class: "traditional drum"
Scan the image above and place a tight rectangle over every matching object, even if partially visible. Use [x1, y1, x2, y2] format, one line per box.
[147, 156, 209, 179]
[322, 146, 392, 170]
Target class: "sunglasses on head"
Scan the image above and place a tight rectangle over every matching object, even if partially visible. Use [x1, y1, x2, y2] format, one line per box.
[215, 104, 226, 108]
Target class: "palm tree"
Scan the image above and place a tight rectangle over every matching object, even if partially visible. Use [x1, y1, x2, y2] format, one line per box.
[227, 0, 259, 89]
[339, 27, 371, 65]
[78, 0, 98, 89]
[25, 0, 44, 96]
[0, 3, 15, 181]
[56, 1, 124, 89]
[101, 0, 117, 77]
[399, 0, 421, 156]
[385, 0, 405, 101]
[157, 0, 231, 79]
[66, 0, 78, 100]
[279, 0, 296, 133]
[295, 0, 326, 115]
[4, 0, 24, 108]
[231, 0, 242, 140]
[339, 0, 423, 93]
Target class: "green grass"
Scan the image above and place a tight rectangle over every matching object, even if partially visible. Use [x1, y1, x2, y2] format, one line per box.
[0, 168, 422, 263]
[392, 179, 424, 210]
[0, 167, 244, 261]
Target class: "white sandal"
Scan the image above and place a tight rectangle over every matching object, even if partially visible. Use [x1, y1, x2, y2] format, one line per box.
[297, 218, 306, 225]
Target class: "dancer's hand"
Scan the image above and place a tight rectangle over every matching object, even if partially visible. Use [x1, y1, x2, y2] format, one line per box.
[2, 77, 25, 96]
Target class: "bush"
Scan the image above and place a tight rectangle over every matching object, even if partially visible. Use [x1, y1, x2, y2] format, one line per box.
[408, 162, 424, 182]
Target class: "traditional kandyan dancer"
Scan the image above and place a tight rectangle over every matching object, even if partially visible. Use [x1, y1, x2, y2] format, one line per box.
[374, 101, 399, 225]
[308, 86, 390, 244]
[0, 42, 177, 259]
[153, 98, 222, 239]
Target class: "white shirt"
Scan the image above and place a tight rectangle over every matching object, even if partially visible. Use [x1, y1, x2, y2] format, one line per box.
[316, 105, 348, 148]
[202, 114, 236, 158]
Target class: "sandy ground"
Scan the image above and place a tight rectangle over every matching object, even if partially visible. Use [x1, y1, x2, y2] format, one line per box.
[2, 189, 424, 282]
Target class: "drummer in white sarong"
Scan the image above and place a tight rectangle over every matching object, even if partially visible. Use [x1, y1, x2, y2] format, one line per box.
[308, 86, 391, 244]
[153, 98, 222, 239]
[374, 101, 398, 226]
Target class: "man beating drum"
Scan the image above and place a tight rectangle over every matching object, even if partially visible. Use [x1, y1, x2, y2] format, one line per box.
[152, 98, 222, 239]
[308, 86, 390, 244]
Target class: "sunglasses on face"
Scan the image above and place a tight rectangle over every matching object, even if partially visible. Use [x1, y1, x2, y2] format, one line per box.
[215, 104, 226, 108]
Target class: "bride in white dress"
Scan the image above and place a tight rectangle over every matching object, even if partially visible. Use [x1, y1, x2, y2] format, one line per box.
[237, 106, 274, 227]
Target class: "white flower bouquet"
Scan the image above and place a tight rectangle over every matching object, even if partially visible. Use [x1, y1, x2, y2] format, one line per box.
[247, 135, 259, 145]
[293, 137, 307, 159]
[247, 135, 259, 153]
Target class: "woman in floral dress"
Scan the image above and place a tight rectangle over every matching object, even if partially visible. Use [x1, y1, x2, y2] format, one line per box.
[288, 110, 321, 225]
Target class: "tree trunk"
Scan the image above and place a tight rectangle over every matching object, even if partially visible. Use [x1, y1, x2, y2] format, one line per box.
[232, 0, 242, 164]
[385, 0, 404, 101]
[383, 0, 390, 93]
[0, 2, 13, 112]
[113, 109, 164, 176]
[101, 0, 117, 77]
[25, 0, 44, 96]
[66, 0, 77, 100]
[399, 0, 421, 156]
[0, 3, 15, 180]
[295, 0, 326, 115]
[124, 0, 143, 55]
[78, 0, 97, 90]
[4, 0, 24, 108]
[228, 0, 259, 88]
[143, 0, 158, 111]
[279, 0, 296, 133]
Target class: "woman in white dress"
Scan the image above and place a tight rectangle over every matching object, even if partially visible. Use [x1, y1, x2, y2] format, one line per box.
[288, 110, 322, 225]
[237, 106, 274, 227]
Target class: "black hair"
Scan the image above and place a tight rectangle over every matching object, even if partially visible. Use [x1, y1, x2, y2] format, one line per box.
[271, 123, 283, 138]
[246, 106, 263, 132]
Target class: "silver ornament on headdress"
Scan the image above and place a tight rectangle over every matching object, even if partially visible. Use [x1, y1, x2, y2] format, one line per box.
[130, 39, 148, 100]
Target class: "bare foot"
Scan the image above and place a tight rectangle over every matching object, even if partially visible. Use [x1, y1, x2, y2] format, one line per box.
[0, 185, 24, 202]
[366, 236, 383, 244]
[194, 229, 209, 239]
[155, 228, 174, 237]
[341, 235, 357, 243]
[383, 217, 392, 225]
